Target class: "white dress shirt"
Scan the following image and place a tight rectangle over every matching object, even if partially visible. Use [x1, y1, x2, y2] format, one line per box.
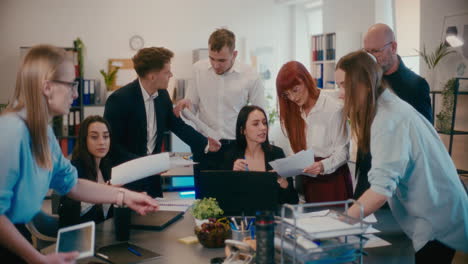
[301, 92, 350, 174]
[185, 59, 265, 140]
[369, 89, 468, 252]
[139, 79, 158, 154]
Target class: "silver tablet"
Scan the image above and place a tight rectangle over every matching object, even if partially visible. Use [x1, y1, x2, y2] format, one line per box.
[56, 221, 95, 259]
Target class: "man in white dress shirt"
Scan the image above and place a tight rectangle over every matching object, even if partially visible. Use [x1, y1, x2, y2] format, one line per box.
[174, 29, 265, 195]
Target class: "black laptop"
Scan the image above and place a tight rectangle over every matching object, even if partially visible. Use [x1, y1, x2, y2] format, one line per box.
[197, 170, 279, 216]
[130, 211, 184, 231]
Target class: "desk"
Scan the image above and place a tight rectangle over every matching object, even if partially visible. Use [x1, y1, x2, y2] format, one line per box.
[43, 203, 413, 263]
[88, 208, 413, 264]
[93, 212, 224, 264]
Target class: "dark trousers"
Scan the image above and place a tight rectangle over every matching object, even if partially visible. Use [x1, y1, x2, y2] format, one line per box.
[193, 140, 234, 198]
[415, 240, 455, 264]
[124, 175, 163, 198]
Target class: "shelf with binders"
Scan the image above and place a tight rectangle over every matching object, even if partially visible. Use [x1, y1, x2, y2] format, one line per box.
[430, 77, 468, 175]
[310, 32, 361, 89]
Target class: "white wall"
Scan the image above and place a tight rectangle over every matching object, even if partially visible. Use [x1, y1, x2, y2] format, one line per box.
[0, 0, 291, 103]
[322, 0, 375, 34]
[395, 0, 419, 56]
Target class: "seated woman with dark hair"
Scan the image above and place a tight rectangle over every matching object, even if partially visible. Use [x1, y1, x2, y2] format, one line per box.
[221, 105, 298, 205]
[59, 115, 114, 227]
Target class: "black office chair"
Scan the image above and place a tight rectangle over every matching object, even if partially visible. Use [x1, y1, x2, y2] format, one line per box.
[26, 210, 59, 250]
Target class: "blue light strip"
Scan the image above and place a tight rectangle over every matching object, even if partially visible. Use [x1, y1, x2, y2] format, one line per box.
[179, 190, 196, 199]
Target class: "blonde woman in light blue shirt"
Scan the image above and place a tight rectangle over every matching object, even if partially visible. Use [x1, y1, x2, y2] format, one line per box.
[335, 50, 468, 264]
[0, 45, 159, 264]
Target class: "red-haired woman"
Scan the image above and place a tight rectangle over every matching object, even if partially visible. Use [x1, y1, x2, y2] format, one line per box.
[276, 61, 352, 203]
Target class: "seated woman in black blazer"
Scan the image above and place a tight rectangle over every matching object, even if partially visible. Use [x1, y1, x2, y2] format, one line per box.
[222, 105, 299, 204]
[59, 115, 114, 227]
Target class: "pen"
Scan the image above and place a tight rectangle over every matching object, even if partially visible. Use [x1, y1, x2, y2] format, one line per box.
[250, 225, 255, 239]
[243, 156, 249, 171]
[96, 253, 109, 260]
[127, 246, 142, 256]
[229, 222, 237, 230]
[230, 217, 239, 230]
[246, 218, 254, 230]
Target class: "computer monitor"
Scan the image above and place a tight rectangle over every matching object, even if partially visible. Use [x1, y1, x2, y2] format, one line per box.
[197, 170, 279, 216]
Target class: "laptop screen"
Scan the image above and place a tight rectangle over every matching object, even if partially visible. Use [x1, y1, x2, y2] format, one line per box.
[197, 170, 279, 216]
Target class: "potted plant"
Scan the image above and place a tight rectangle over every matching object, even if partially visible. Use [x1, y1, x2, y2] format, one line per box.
[191, 198, 229, 248]
[99, 67, 119, 93]
[191, 197, 224, 226]
[436, 78, 457, 133]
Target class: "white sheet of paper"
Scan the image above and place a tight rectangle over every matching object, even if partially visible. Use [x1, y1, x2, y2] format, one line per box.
[169, 156, 197, 168]
[363, 213, 378, 223]
[181, 109, 221, 141]
[155, 198, 195, 212]
[343, 234, 391, 248]
[269, 149, 315, 178]
[111, 152, 193, 185]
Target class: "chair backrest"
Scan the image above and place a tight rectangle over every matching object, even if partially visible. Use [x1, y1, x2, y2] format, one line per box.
[25, 210, 59, 250]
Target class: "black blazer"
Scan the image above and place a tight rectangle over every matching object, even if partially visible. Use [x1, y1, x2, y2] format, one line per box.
[58, 159, 113, 228]
[104, 79, 208, 165]
[222, 144, 299, 205]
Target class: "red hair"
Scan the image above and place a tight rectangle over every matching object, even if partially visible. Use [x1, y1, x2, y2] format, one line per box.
[276, 61, 319, 153]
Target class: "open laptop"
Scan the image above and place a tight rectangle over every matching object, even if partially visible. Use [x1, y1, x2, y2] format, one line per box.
[197, 170, 279, 216]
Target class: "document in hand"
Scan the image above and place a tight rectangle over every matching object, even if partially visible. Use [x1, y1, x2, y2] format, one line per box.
[110, 152, 197, 185]
[181, 109, 221, 141]
[269, 149, 316, 178]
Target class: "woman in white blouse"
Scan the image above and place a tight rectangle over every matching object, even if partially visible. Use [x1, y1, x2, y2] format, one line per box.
[276, 61, 352, 203]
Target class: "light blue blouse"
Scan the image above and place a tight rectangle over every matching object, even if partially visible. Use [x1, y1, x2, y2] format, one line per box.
[369, 89, 468, 252]
[0, 112, 77, 224]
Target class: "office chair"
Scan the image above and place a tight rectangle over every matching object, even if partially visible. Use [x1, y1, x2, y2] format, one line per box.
[25, 210, 59, 250]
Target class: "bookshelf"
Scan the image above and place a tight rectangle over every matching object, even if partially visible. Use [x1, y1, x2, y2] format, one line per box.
[20, 44, 102, 157]
[310, 32, 362, 89]
[430, 77, 468, 175]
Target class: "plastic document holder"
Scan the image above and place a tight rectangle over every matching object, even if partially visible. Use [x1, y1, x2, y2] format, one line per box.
[277, 200, 369, 264]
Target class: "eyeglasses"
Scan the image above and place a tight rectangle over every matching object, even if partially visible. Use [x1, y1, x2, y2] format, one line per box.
[51, 80, 79, 92]
[363, 41, 393, 55]
[281, 85, 303, 100]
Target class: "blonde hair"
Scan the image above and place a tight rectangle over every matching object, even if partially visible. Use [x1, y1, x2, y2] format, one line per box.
[3, 45, 69, 169]
[336, 51, 387, 153]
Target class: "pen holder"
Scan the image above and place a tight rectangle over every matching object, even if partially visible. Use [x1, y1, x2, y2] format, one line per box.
[114, 206, 131, 241]
[231, 229, 250, 241]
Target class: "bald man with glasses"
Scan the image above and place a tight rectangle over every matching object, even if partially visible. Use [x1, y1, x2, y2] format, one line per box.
[354, 23, 433, 200]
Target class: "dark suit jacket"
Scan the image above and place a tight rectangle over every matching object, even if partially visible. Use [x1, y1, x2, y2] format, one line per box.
[222, 144, 299, 205]
[103, 79, 207, 197]
[104, 79, 207, 165]
[58, 159, 113, 228]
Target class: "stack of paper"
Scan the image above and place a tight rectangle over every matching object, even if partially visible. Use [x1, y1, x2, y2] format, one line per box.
[155, 198, 195, 212]
[269, 149, 315, 178]
[111, 153, 197, 185]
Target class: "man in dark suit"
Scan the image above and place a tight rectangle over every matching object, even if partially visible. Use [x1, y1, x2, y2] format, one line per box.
[353, 23, 433, 199]
[104, 47, 220, 197]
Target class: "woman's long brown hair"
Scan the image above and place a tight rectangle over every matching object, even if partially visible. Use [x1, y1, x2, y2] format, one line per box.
[336, 51, 387, 153]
